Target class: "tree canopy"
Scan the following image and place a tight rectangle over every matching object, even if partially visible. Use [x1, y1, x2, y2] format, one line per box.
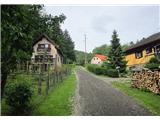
[75, 50, 93, 65]
[92, 44, 111, 55]
[106, 30, 127, 73]
[92, 43, 129, 56]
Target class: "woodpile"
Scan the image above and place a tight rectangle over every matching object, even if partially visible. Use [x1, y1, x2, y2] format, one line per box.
[131, 70, 160, 94]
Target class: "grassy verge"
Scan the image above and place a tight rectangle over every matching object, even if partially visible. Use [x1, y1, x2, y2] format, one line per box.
[33, 71, 76, 115]
[1, 66, 76, 116]
[112, 80, 160, 115]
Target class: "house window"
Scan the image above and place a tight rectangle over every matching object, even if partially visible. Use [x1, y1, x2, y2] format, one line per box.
[146, 48, 152, 54]
[37, 44, 51, 52]
[97, 57, 98, 60]
[154, 45, 160, 54]
[38, 44, 45, 49]
[135, 51, 143, 59]
[45, 44, 48, 48]
[154, 44, 160, 60]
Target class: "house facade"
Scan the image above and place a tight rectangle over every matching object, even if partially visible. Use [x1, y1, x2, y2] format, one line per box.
[31, 34, 63, 70]
[125, 32, 160, 70]
[91, 54, 107, 65]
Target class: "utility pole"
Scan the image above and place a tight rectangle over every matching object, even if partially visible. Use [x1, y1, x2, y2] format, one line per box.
[84, 34, 87, 65]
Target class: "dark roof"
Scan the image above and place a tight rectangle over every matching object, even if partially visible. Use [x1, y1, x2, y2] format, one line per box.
[33, 33, 63, 56]
[33, 33, 56, 46]
[126, 32, 160, 51]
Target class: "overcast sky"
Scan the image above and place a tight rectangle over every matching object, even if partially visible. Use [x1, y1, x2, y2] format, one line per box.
[44, 5, 160, 53]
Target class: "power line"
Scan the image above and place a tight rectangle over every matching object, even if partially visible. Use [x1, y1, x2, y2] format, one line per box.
[84, 34, 87, 65]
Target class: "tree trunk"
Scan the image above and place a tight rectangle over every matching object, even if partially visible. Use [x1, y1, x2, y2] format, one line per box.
[1, 74, 8, 97]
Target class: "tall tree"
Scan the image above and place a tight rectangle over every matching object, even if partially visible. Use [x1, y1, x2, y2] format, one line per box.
[61, 30, 76, 63]
[107, 30, 127, 73]
[1, 5, 43, 96]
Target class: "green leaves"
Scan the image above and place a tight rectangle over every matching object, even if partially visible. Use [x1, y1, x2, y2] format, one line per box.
[145, 57, 160, 70]
[5, 79, 33, 115]
[107, 30, 127, 73]
[1, 5, 76, 96]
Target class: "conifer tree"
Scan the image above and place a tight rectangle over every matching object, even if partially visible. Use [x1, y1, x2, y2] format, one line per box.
[107, 30, 127, 73]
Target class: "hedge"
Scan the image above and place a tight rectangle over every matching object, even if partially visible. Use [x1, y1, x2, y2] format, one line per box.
[87, 64, 119, 77]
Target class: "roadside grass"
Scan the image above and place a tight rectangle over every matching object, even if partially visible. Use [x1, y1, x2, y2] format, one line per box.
[112, 80, 160, 115]
[1, 67, 76, 116]
[33, 71, 76, 115]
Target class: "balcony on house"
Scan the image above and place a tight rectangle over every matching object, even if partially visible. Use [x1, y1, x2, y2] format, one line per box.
[33, 55, 55, 64]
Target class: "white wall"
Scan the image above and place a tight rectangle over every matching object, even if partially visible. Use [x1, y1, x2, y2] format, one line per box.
[31, 37, 62, 68]
[91, 57, 103, 65]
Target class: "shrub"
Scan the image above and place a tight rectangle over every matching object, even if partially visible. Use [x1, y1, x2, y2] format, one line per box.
[87, 64, 120, 77]
[87, 64, 107, 75]
[5, 79, 33, 115]
[145, 57, 160, 70]
[145, 63, 159, 70]
[149, 57, 159, 63]
[107, 69, 119, 78]
[94, 67, 106, 75]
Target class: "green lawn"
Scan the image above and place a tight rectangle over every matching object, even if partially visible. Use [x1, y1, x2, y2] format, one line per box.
[33, 72, 76, 115]
[112, 80, 160, 115]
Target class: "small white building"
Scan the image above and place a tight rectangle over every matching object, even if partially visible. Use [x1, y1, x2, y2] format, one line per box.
[91, 54, 107, 65]
[31, 34, 63, 70]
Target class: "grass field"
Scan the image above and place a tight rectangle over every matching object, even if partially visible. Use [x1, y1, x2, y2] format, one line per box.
[112, 80, 160, 115]
[33, 71, 76, 115]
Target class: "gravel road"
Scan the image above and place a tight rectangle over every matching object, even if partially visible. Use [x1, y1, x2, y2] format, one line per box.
[74, 67, 152, 116]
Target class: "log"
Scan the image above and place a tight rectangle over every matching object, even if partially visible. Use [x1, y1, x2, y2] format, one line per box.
[131, 70, 160, 94]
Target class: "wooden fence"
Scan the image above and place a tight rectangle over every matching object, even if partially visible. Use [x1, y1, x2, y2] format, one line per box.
[131, 70, 160, 94]
[8, 63, 72, 96]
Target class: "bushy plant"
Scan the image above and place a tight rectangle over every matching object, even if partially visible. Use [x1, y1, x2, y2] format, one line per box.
[107, 69, 119, 78]
[87, 64, 107, 75]
[145, 57, 160, 70]
[145, 63, 159, 70]
[149, 57, 159, 63]
[4, 79, 33, 115]
[94, 67, 106, 75]
[87, 64, 121, 77]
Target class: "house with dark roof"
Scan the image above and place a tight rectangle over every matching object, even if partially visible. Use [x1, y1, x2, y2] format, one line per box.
[91, 54, 107, 65]
[31, 34, 63, 70]
[125, 32, 160, 69]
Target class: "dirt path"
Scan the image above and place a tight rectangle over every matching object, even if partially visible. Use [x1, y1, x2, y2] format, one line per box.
[74, 67, 152, 116]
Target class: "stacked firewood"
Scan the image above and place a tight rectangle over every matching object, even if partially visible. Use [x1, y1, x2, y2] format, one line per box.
[131, 70, 160, 94]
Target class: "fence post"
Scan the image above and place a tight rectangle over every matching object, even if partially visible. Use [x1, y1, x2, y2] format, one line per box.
[26, 61, 29, 74]
[38, 64, 42, 95]
[56, 71, 59, 84]
[46, 64, 50, 95]
[54, 71, 57, 86]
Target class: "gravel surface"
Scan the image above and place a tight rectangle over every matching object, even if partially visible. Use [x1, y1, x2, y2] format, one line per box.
[74, 67, 152, 116]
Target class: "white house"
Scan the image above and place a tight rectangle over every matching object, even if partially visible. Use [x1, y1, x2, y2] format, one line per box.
[91, 54, 107, 65]
[31, 34, 63, 70]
